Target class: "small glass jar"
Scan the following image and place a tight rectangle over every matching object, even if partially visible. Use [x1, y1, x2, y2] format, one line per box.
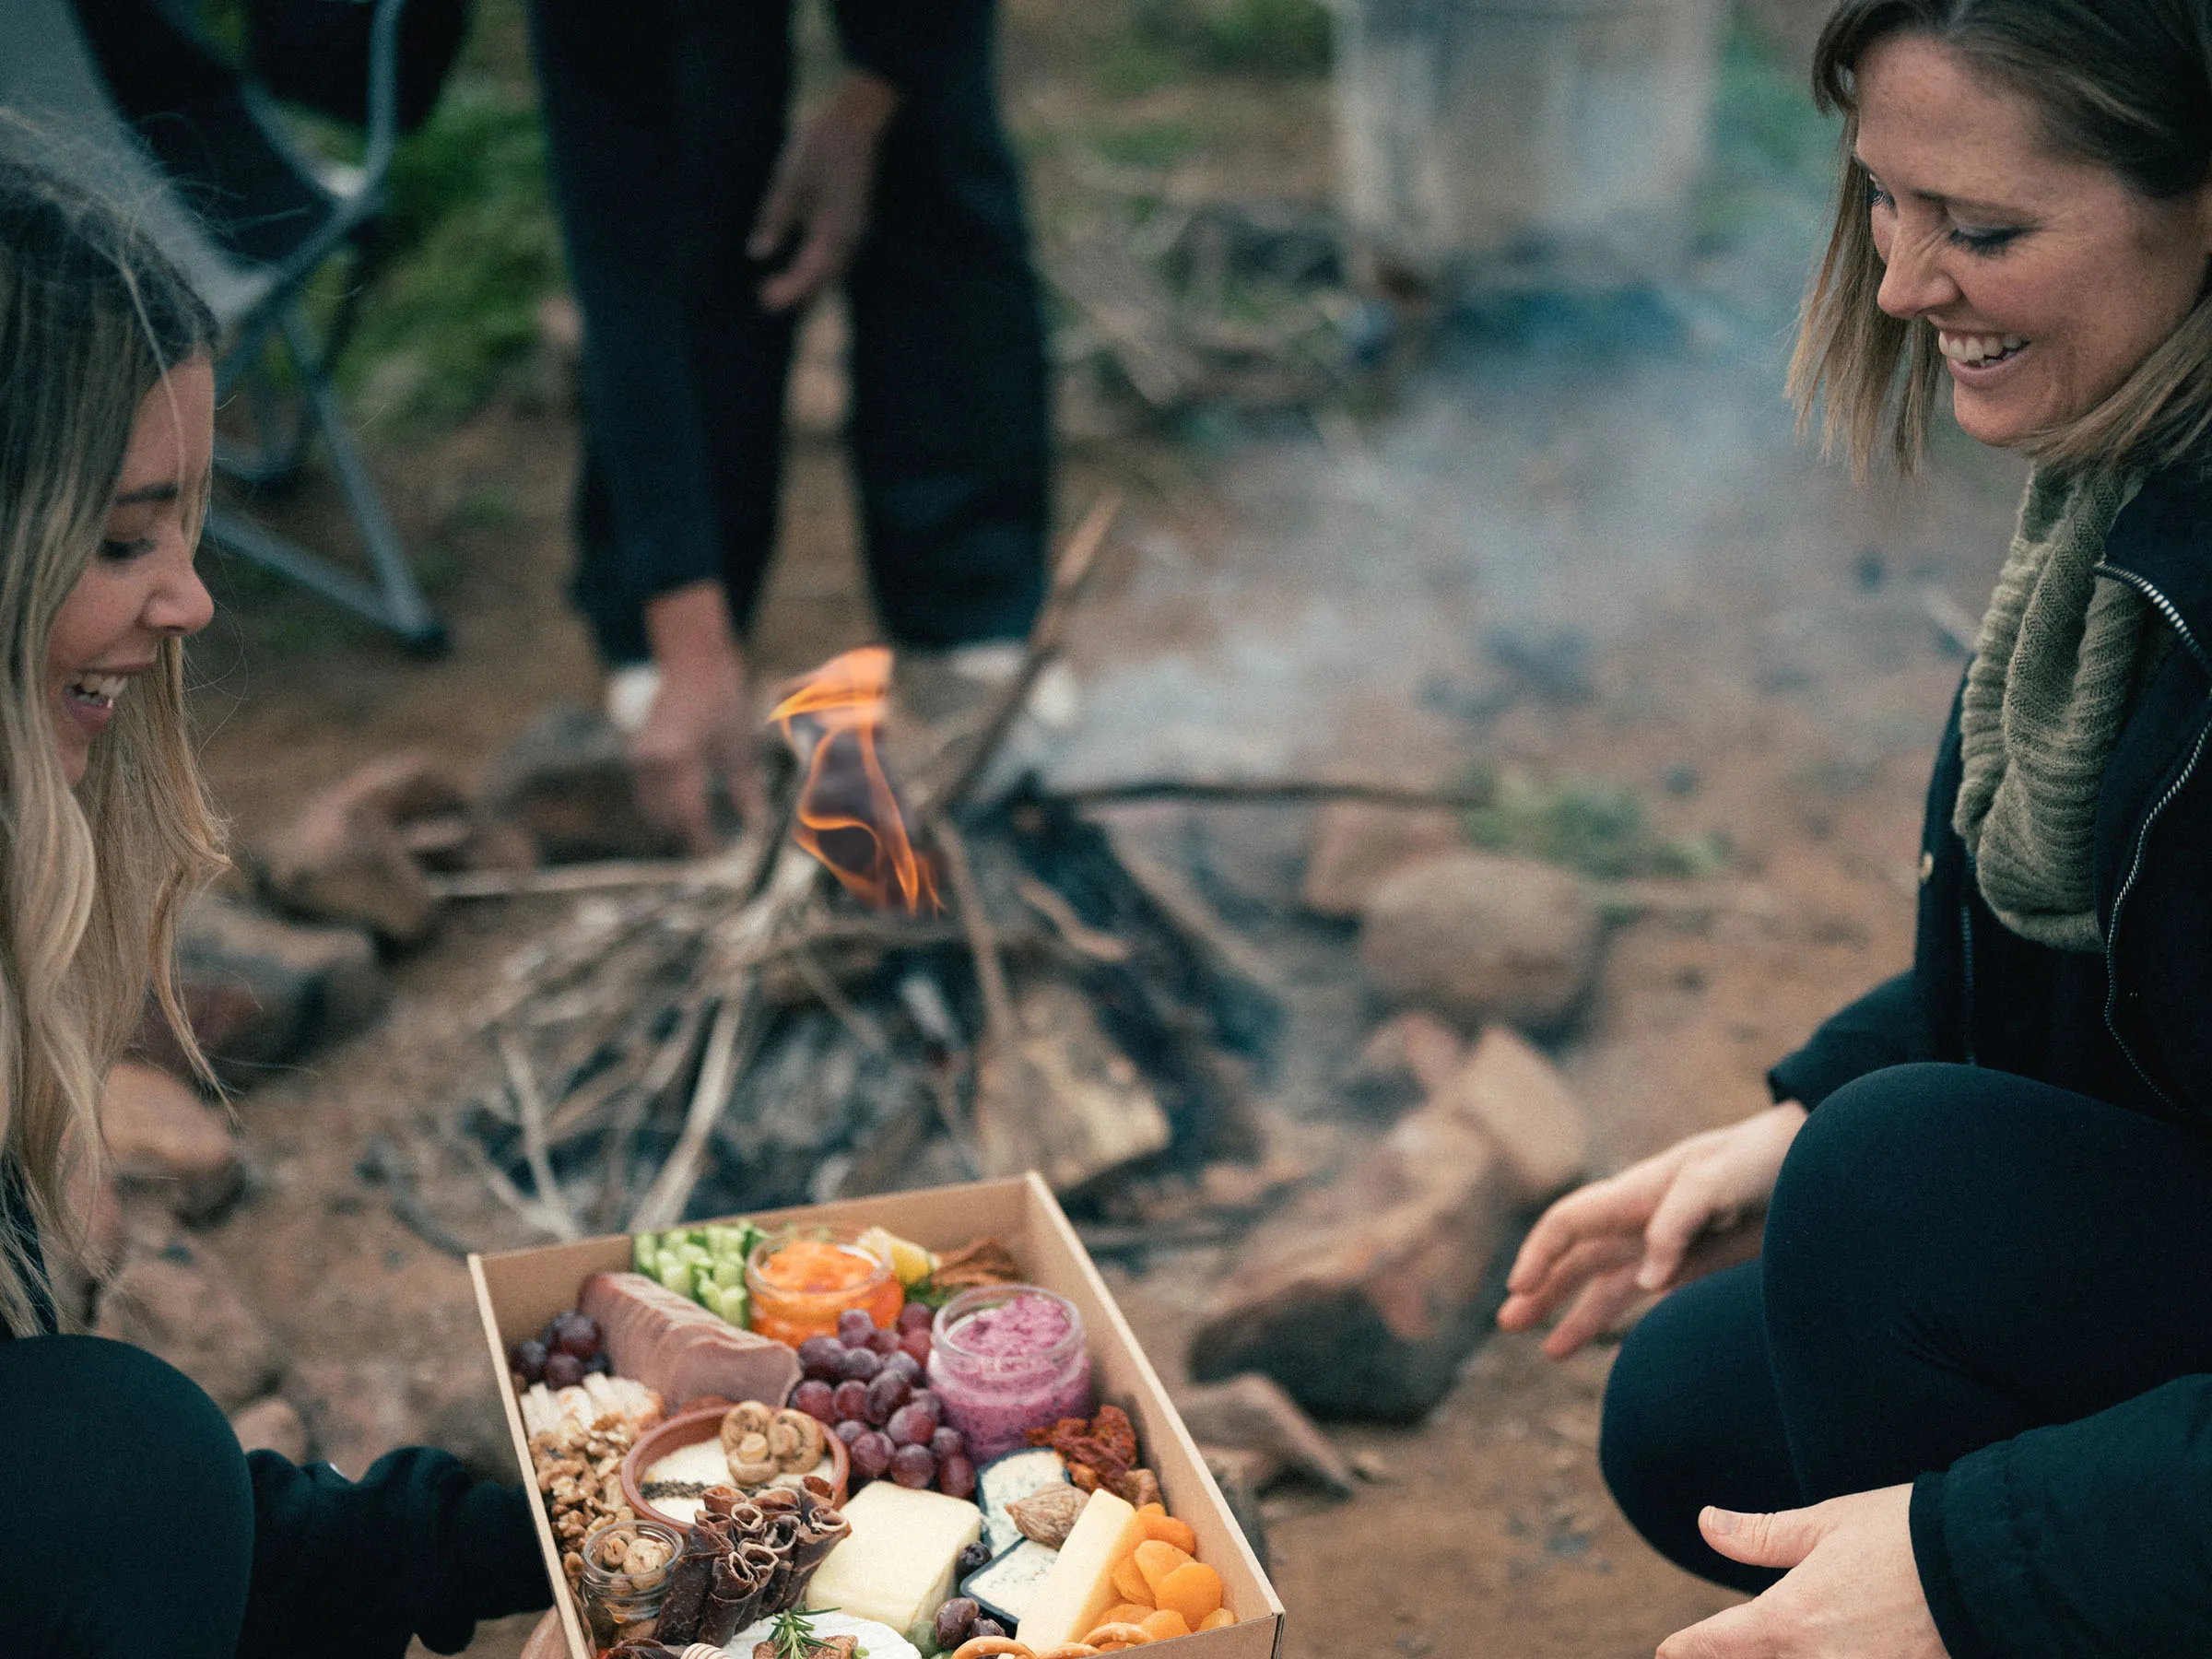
[745, 1225, 903, 1346]
[577, 1517, 682, 1650]
[927, 1284, 1094, 1465]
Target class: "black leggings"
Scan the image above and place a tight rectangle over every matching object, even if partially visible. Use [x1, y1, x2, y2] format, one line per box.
[1599, 1063, 2212, 1593]
[0, 1335, 253, 1654]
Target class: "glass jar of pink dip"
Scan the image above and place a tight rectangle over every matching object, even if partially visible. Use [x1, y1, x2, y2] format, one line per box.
[927, 1285, 1094, 1465]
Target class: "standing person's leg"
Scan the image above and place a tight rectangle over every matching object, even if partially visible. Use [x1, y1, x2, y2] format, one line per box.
[0, 1335, 253, 1655]
[682, 2, 803, 636]
[1598, 1260, 1804, 1593]
[527, 0, 727, 666]
[843, 0, 1050, 649]
[1760, 1062, 2212, 1500]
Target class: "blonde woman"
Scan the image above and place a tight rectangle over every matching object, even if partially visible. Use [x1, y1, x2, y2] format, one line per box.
[0, 148, 550, 1654]
[1498, 2, 2212, 1655]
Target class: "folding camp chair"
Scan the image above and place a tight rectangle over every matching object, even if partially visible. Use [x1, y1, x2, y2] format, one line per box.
[0, 0, 448, 653]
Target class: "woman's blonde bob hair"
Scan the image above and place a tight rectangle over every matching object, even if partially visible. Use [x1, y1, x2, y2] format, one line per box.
[0, 136, 227, 1335]
[1790, 0, 2212, 474]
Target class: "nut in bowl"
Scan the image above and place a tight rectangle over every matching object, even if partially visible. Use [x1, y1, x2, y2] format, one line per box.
[621, 1402, 851, 1528]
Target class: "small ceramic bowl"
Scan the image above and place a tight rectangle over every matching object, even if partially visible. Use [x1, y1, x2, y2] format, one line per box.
[620, 1406, 849, 1528]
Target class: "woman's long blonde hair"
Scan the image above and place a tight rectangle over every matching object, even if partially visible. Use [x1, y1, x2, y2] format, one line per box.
[0, 142, 228, 1335]
[1790, 0, 2212, 475]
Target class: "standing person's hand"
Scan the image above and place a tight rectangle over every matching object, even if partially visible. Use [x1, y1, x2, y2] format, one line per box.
[1656, 1487, 1948, 1658]
[631, 581, 768, 854]
[748, 67, 903, 314]
[1496, 1101, 1808, 1357]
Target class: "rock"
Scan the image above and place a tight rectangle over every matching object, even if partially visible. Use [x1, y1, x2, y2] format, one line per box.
[1437, 1025, 1590, 1206]
[1174, 1373, 1357, 1496]
[1301, 802, 1465, 918]
[252, 753, 466, 944]
[974, 980, 1172, 1194]
[1187, 1096, 1515, 1420]
[286, 1356, 513, 1481]
[100, 1060, 241, 1222]
[479, 704, 685, 864]
[95, 1243, 286, 1413]
[230, 1394, 311, 1463]
[1358, 851, 1602, 1034]
[1341, 1010, 1465, 1111]
[136, 895, 388, 1083]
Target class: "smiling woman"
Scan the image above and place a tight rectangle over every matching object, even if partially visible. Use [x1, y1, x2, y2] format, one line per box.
[1494, 6, 2212, 1659]
[0, 137, 550, 1657]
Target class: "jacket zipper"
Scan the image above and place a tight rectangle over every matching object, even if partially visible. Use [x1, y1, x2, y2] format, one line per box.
[2090, 561, 2212, 1111]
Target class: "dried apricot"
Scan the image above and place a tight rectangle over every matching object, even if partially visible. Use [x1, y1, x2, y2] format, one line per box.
[1101, 1603, 1157, 1628]
[1198, 1608, 1237, 1632]
[1156, 1561, 1225, 1625]
[1111, 1554, 1156, 1606]
[1133, 1540, 1194, 1596]
[1138, 1512, 1198, 1555]
[1139, 1609, 1193, 1641]
[1136, 1501, 1166, 1517]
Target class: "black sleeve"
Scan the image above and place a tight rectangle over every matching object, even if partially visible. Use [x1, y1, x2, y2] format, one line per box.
[1908, 1375, 2212, 1659]
[831, 0, 990, 90]
[1766, 971, 1929, 1109]
[236, 1447, 552, 1659]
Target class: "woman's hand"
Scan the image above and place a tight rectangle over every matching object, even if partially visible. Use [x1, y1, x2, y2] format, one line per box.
[1656, 1486, 1948, 1658]
[748, 68, 903, 313]
[1496, 1102, 1807, 1358]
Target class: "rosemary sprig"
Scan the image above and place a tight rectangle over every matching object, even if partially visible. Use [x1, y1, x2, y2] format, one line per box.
[769, 1606, 839, 1659]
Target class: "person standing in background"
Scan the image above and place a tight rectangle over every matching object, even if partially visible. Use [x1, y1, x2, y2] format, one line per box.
[527, 0, 1052, 852]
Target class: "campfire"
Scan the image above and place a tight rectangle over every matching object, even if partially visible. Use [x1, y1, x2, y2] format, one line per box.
[435, 495, 1494, 1244]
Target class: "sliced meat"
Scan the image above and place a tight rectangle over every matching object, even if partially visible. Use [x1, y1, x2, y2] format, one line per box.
[580, 1272, 802, 1408]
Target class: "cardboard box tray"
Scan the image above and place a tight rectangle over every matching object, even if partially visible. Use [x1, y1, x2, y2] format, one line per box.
[472, 1173, 1286, 1659]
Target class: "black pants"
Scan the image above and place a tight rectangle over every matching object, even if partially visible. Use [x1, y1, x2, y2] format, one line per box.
[0, 1335, 254, 1654]
[1599, 1063, 2212, 1593]
[527, 0, 1050, 664]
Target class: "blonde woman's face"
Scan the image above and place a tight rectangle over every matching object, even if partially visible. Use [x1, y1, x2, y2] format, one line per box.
[47, 356, 215, 785]
[1856, 34, 2212, 449]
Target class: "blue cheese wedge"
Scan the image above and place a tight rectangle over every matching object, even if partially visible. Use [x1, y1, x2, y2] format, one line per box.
[974, 1447, 1068, 1557]
[962, 1538, 1061, 1630]
[805, 1482, 983, 1650]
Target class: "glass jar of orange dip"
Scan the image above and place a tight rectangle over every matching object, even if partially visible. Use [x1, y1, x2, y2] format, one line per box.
[745, 1227, 903, 1346]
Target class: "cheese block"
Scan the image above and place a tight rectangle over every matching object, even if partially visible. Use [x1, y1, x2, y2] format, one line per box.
[806, 1482, 983, 1649]
[963, 1537, 1061, 1629]
[1012, 1488, 1145, 1650]
[975, 1447, 1068, 1556]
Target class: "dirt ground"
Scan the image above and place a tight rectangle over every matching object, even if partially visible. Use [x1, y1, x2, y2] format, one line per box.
[159, 4, 2032, 1656]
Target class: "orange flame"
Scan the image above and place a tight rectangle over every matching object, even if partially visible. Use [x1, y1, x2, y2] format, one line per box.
[768, 646, 940, 915]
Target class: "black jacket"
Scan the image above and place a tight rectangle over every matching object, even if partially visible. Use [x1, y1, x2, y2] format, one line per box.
[1770, 464, 2212, 1658]
[0, 1167, 549, 1657]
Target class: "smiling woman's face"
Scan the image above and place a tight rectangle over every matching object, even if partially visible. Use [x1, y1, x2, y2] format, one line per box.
[46, 356, 216, 786]
[1857, 33, 2212, 450]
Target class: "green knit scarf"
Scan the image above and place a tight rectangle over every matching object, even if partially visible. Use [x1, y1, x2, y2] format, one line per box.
[1953, 465, 2149, 951]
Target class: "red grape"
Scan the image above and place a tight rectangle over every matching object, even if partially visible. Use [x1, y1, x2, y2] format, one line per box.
[900, 1329, 931, 1366]
[543, 1351, 584, 1389]
[865, 1327, 901, 1356]
[552, 1312, 603, 1361]
[791, 1380, 837, 1425]
[865, 1371, 912, 1426]
[510, 1338, 548, 1383]
[890, 1402, 941, 1445]
[898, 1301, 935, 1335]
[830, 1380, 870, 1421]
[796, 1336, 847, 1380]
[889, 1443, 936, 1488]
[930, 1426, 966, 1461]
[935, 1598, 979, 1651]
[839, 1347, 883, 1382]
[937, 1454, 977, 1500]
[833, 1418, 869, 1447]
[837, 1309, 876, 1346]
[850, 1430, 895, 1480]
[879, 1350, 922, 1385]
